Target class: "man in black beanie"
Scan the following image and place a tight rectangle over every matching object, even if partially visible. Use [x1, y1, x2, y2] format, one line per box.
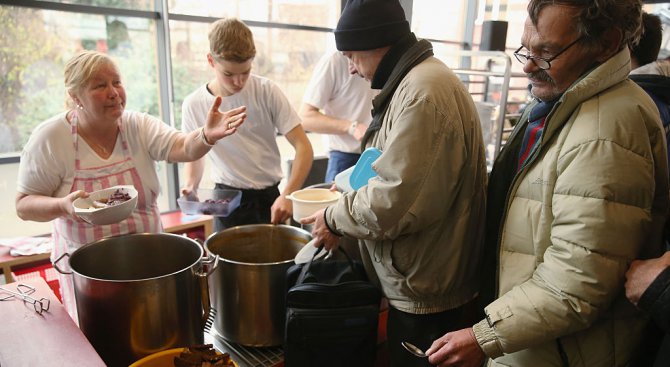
[300, 0, 488, 365]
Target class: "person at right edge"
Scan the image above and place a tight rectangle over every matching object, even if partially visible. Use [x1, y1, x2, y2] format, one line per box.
[299, 0, 487, 366]
[426, 1, 670, 366]
[629, 12, 670, 170]
[624, 12, 670, 367]
[625, 249, 670, 367]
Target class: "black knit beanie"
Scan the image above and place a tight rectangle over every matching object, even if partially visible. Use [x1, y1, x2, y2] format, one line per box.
[335, 0, 411, 51]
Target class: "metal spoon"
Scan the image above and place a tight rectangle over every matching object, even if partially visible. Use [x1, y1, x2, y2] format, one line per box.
[401, 341, 427, 358]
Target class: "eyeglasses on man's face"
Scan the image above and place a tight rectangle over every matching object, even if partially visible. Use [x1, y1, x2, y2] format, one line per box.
[514, 36, 584, 70]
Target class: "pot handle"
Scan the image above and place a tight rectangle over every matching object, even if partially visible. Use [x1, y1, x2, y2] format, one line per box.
[197, 253, 219, 331]
[191, 236, 219, 275]
[201, 252, 219, 276]
[52, 253, 72, 275]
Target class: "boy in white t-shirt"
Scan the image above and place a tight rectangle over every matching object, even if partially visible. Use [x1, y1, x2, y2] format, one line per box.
[299, 51, 375, 182]
[181, 18, 313, 231]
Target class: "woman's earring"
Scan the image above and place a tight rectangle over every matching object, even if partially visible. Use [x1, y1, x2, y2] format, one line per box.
[77, 104, 84, 110]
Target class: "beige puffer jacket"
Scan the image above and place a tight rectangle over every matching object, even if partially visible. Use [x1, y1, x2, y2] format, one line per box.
[474, 48, 670, 366]
[327, 56, 488, 314]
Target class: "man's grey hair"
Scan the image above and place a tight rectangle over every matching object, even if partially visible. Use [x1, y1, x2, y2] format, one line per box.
[528, 0, 643, 50]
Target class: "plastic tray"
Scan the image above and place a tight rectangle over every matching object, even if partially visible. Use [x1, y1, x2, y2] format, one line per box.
[177, 189, 242, 217]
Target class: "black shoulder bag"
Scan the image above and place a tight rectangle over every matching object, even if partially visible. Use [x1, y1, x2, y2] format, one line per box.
[284, 246, 382, 367]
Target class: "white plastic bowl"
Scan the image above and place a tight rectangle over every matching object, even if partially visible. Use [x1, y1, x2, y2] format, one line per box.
[286, 188, 342, 221]
[73, 185, 138, 225]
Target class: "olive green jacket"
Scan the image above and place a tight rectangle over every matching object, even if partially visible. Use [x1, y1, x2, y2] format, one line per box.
[474, 48, 670, 366]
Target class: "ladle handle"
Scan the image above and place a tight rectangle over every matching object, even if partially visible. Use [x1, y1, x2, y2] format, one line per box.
[197, 270, 211, 328]
[197, 253, 219, 329]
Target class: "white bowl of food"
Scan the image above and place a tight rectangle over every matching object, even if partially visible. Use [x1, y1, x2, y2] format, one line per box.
[286, 188, 342, 221]
[73, 185, 138, 225]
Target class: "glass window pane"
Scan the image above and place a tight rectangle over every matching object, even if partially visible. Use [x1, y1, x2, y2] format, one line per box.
[412, 1, 466, 42]
[0, 6, 159, 155]
[487, 0, 530, 113]
[431, 42, 468, 60]
[255, 27, 333, 111]
[168, 0, 340, 28]
[36, 0, 154, 11]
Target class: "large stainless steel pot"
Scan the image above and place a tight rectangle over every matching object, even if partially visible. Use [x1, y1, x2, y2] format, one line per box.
[205, 224, 310, 346]
[53, 233, 217, 367]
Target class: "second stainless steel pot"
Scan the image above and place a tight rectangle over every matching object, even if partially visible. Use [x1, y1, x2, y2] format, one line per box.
[205, 224, 310, 346]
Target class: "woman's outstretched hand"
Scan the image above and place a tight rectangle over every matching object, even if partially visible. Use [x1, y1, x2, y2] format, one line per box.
[204, 96, 247, 143]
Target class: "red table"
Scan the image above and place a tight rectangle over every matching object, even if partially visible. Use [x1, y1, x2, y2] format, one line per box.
[161, 211, 214, 240]
[0, 278, 105, 366]
[0, 250, 51, 284]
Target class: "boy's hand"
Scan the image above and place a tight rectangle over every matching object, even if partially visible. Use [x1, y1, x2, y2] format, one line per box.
[270, 195, 292, 224]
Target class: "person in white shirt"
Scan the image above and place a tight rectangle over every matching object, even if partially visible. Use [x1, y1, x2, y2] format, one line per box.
[181, 18, 313, 231]
[299, 51, 375, 182]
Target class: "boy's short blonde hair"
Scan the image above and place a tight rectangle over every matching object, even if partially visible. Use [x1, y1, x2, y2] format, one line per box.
[208, 18, 256, 62]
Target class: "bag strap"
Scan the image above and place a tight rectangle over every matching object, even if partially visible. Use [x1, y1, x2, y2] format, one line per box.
[297, 245, 325, 284]
[296, 245, 362, 285]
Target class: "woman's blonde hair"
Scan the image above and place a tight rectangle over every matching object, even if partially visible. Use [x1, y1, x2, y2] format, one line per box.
[64, 50, 118, 109]
[208, 18, 256, 63]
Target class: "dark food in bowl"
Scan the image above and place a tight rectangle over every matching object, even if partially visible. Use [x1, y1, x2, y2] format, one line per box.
[203, 199, 231, 204]
[173, 344, 234, 367]
[98, 189, 132, 206]
[177, 189, 241, 217]
[202, 198, 232, 215]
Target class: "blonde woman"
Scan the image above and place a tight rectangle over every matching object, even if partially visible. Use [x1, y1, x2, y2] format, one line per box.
[15, 50, 246, 321]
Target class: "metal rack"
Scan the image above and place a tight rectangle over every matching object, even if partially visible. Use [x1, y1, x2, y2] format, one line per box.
[435, 50, 514, 170]
[207, 329, 283, 367]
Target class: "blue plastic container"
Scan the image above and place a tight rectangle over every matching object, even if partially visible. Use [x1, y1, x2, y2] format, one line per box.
[349, 147, 382, 190]
[334, 147, 382, 192]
